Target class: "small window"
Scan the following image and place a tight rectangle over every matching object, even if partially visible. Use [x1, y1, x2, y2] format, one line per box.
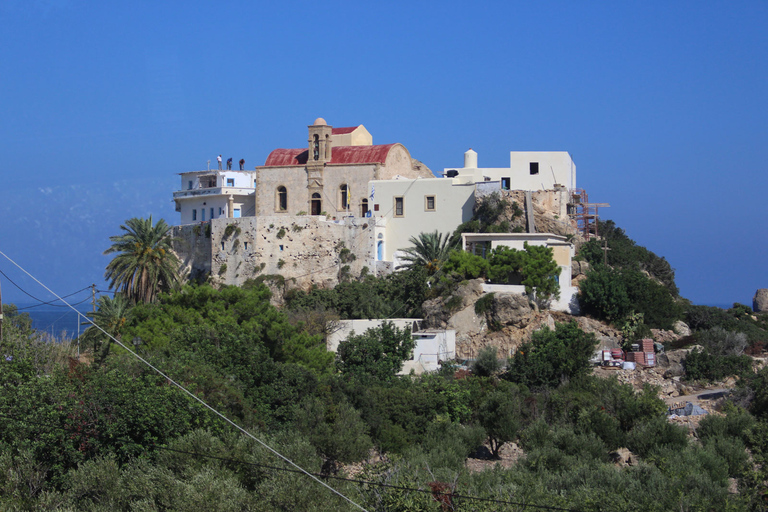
[425, 196, 435, 211]
[279, 245, 284, 251]
[394, 197, 404, 217]
[192, 209, 197, 221]
[227, 178, 235, 187]
[253, 179, 257, 188]
[339, 184, 349, 210]
[188, 180, 193, 190]
[361, 198, 369, 217]
[244, 242, 248, 251]
[374, 204, 380, 211]
[201, 209, 206, 221]
[210, 207, 214, 219]
[501, 177, 510, 190]
[233, 208, 241, 218]
[221, 241, 225, 250]
[529, 162, 539, 175]
[277, 186, 287, 211]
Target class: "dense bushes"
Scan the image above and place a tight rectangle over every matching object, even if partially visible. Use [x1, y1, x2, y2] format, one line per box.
[578, 265, 682, 329]
[1, 281, 762, 510]
[578, 219, 678, 295]
[505, 321, 597, 388]
[684, 348, 753, 381]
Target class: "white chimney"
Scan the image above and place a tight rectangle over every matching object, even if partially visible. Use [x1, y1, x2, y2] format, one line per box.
[464, 148, 477, 168]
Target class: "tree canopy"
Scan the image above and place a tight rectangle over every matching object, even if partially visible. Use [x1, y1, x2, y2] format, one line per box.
[104, 216, 181, 304]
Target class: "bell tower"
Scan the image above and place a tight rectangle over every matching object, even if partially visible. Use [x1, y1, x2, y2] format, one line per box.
[308, 118, 333, 164]
[307, 118, 332, 213]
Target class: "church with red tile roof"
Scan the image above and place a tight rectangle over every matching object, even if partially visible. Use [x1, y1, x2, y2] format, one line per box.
[254, 118, 433, 217]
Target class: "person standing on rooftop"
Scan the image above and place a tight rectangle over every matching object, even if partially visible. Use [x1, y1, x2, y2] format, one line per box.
[217, 154, 222, 170]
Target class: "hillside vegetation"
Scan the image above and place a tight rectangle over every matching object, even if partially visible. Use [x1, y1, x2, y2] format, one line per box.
[2, 216, 768, 510]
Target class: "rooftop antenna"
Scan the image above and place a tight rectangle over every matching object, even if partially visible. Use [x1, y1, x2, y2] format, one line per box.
[207, 159, 210, 171]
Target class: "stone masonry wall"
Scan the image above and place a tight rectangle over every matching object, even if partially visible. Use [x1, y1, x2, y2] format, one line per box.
[173, 215, 374, 291]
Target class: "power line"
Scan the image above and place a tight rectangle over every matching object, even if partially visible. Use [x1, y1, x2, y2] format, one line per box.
[0, 269, 91, 306]
[0, 411, 582, 512]
[0, 249, 370, 512]
[16, 295, 92, 311]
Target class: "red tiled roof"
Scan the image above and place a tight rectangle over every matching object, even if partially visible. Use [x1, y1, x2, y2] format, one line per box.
[263, 148, 308, 166]
[331, 126, 358, 135]
[263, 144, 396, 167]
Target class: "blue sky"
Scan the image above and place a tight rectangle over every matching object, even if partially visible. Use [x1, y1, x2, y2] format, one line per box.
[1, 1, 766, 307]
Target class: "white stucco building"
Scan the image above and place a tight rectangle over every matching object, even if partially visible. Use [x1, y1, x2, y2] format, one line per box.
[461, 232, 580, 314]
[368, 176, 475, 268]
[173, 169, 257, 224]
[444, 149, 576, 192]
[326, 318, 456, 375]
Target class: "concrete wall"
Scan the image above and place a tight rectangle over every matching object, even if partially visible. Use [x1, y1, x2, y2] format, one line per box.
[327, 318, 421, 352]
[401, 330, 456, 374]
[370, 177, 475, 264]
[481, 284, 580, 314]
[173, 215, 375, 291]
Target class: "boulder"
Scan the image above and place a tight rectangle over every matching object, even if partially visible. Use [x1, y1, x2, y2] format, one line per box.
[672, 320, 691, 337]
[609, 448, 636, 467]
[754, 289, 768, 313]
[489, 293, 533, 328]
[571, 260, 591, 278]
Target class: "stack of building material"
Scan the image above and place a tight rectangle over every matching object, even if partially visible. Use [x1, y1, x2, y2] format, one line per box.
[625, 339, 656, 367]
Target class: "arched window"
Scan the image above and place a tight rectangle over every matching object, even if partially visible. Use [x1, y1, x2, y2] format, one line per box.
[361, 198, 369, 217]
[313, 134, 320, 161]
[277, 186, 287, 211]
[311, 192, 322, 216]
[339, 184, 349, 210]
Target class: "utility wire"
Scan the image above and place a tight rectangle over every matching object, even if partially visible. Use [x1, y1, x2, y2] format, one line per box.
[17, 295, 92, 311]
[0, 249, 370, 512]
[0, 411, 582, 512]
[0, 270, 91, 307]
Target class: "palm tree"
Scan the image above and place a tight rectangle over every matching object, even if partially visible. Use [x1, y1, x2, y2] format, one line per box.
[399, 231, 457, 274]
[104, 216, 181, 303]
[79, 293, 132, 365]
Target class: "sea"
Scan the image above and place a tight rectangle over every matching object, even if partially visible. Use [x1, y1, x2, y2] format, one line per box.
[11, 302, 94, 340]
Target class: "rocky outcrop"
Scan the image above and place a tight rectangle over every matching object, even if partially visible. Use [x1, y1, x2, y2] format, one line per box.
[673, 320, 691, 337]
[571, 260, 590, 287]
[487, 293, 532, 328]
[754, 289, 768, 313]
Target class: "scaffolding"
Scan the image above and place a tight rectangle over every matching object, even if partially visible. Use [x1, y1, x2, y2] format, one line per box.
[568, 189, 610, 240]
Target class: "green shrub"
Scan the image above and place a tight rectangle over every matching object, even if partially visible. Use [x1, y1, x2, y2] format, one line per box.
[276, 228, 286, 239]
[224, 224, 237, 238]
[441, 250, 489, 280]
[684, 348, 753, 382]
[471, 345, 502, 377]
[474, 293, 495, 315]
[291, 224, 303, 232]
[579, 265, 682, 329]
[445, 295, 463, 312]
[218, 264, 227, 275]
[505, 321, 597, 389]
[277, 259, 285, 269]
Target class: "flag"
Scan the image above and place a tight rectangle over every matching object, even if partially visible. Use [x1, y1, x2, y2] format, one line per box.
[370, 185, 375, 200]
